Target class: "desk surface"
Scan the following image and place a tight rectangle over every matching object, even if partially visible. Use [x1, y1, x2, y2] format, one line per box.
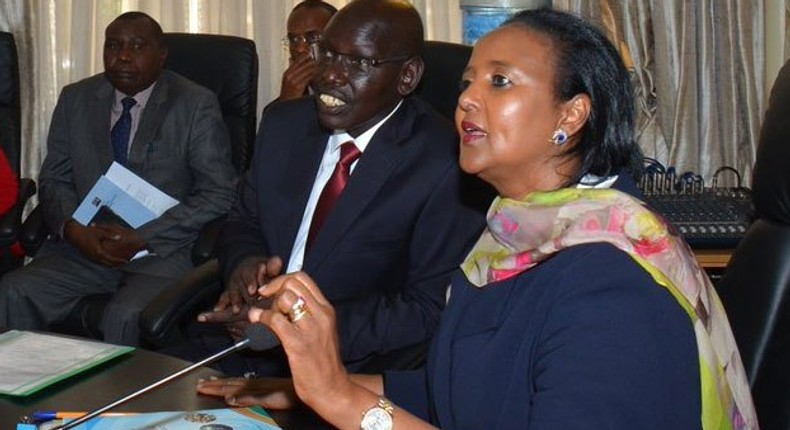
[0, 346, 331, 429]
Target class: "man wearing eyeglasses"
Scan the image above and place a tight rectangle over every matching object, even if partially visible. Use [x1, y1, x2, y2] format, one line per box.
[185, 0, 493, 377]
[279, 0, 337, 101]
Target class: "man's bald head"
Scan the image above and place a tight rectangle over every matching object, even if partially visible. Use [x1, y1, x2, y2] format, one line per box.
[329, 0, 424, 59]
[312, 0, 426, 135]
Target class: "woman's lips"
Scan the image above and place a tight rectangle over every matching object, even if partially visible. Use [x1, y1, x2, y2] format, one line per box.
[461, 120, 487, 143]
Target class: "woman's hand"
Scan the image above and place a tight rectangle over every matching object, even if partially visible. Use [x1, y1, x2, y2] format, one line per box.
[246, 273, 437, 429]
[197, 377, 297, 409]
[248, 271, 353, 415]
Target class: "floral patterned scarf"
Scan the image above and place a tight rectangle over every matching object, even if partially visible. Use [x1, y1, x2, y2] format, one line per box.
[461, 187, 757, 430]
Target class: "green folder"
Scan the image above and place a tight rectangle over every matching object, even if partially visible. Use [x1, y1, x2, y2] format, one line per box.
[0, 330, 134, 396]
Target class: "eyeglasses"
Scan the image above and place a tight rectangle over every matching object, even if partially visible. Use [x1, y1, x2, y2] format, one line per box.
[282, 32, 322, 48]
[316, 46, 410, 75]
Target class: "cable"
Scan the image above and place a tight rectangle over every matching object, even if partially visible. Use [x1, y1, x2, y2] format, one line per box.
[711, 166, 742, 189]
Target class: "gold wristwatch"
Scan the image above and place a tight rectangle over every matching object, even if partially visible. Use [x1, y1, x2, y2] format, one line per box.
[360, 397, 395, 430]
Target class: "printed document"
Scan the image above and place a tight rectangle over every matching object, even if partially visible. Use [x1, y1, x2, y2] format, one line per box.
[72, 162, 179, 229]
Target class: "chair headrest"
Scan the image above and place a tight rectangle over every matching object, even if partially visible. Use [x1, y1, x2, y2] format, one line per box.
[753, 58, 790, 225]
[161, 32, 258, 173]
[0, 31, 21, 174]
[162, 33, 258, 116]
[0, 32, 18, 107]
[414, 41, 472, 121]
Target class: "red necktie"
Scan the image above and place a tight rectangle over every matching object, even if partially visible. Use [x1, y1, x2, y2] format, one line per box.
[307, 141, 362, 249]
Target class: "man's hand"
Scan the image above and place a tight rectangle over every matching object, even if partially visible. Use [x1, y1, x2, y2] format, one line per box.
[197, 377, 297, 409]
[197, 305, 254, 342]
[99, 224, 147, 261]
[64, 220, 128, 267]
[197, 256, 283, 330]
[279, 54, 318, 101]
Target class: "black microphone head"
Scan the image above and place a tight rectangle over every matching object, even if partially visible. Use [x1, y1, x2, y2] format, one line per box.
[244, 323, 281, 351]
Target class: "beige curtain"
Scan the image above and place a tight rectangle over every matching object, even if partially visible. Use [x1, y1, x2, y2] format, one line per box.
[555, 0, 765, 187]
[8, 0, 773, 188]
[0, 0, 463, 187]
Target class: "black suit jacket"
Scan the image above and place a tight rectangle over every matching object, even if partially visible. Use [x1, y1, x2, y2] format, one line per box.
[218, 96, 492, 366]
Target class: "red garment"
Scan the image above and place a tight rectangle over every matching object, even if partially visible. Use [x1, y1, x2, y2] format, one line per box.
[306, 141, 361, 249]
[0, 147, 19, 216]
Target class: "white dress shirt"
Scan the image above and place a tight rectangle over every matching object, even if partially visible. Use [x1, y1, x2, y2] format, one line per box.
[286, 100, 403, 273]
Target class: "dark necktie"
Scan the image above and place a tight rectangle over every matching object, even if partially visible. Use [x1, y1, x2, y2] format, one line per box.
[111, 97, 137, 165]
[307, 141, 362, 249]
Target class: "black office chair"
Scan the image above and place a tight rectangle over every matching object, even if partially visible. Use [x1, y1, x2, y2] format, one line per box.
[715, 58, 790, 429]
[415, 41, 472, 121]
[140, 41, 475, 371]
[20, 32, 259, 339]
[0, 31, 36, 275]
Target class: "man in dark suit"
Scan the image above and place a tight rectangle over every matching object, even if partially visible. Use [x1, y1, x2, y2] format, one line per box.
[191, 0, 491, 376]
[0, 12, 237, 345]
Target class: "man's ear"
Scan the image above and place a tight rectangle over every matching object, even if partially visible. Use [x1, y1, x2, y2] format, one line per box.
[557, 93, 591, 137]
[398, 57, 424, 96]
[158, 45, 168, 68]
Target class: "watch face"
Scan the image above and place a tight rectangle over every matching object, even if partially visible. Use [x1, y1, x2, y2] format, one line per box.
[361, 407, 393, 430]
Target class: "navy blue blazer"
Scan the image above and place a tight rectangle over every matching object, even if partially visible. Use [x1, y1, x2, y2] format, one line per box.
[218, 96, 492, 368]
[386, 178, 702, 429]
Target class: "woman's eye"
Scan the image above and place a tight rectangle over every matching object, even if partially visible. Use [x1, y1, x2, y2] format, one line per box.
[459, 79, 471, 91]
[491, 74, 511, 87]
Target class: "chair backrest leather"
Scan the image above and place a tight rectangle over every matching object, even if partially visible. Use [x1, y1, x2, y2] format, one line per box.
[753, 60, 790, 226]
[162, 33, 259, 173]
[717, 58, 790, 429]
[415, 41, 472, 121]
[0, 31, 21, 175]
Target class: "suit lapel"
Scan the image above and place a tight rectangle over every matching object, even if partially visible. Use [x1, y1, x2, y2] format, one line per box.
[91, 79, 116, 168]
[128, 73, 169, 171]
[305, 99, 419, 271]
[275, 118, 328, 261]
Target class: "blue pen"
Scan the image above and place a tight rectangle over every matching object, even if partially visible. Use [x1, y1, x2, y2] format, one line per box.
[30, 411, 61, 422]
[30, 411, 132, 421]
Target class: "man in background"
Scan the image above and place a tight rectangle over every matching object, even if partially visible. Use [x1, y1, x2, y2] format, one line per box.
[278, 0, 337, 101]
[0, 12, 237, 345]
[183, 0, 492, 376]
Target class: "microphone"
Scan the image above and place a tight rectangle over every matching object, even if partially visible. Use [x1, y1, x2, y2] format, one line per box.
[53, 324, 278, 430]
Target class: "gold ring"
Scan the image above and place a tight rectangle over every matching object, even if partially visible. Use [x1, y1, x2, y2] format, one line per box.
[288, 296, 309, 323]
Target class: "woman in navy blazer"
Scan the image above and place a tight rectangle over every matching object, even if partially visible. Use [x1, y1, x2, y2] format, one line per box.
[198, 8, 757, 430]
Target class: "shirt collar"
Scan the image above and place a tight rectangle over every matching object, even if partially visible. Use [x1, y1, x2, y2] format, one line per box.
[577, 173, 619, 189]
[113, 81, 157, 110]
[328, 100, 403, 153]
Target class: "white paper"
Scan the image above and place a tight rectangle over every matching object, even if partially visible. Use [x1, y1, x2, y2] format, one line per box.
[106, 162, 179, 217]
[71, 162, 180, 260]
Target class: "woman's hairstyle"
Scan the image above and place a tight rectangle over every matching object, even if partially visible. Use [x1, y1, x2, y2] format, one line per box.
[502, 9, 643, 182]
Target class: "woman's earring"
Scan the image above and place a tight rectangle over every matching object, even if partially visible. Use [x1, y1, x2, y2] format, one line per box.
[551, 128, 568, 146]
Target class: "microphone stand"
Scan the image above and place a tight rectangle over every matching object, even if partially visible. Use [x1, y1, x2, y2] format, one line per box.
[53, 338, 251, 430]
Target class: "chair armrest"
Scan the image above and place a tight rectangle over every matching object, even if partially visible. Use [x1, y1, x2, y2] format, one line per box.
[139, 259, 224, 348]
[20, 204, 49, 256]
[0, 178, 36, 240]
[191, 215, 226, 266]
